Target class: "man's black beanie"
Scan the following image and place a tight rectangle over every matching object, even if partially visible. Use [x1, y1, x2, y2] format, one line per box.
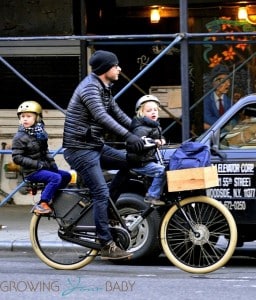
[89, 50, 119, 75]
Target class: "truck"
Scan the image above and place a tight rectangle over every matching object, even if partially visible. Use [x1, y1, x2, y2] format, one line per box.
[164, 93, 256, 246]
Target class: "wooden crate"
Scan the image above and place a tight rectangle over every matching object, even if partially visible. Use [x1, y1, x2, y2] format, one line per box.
[166, 166, 219, 192]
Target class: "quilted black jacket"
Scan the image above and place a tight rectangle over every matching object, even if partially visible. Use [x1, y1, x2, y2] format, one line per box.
[63, 73, 131, 150]
[12, 127, 55, 176]
[127, 116, 164, 167]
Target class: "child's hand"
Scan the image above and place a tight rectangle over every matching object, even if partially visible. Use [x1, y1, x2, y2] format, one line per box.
[155, 139, 166, 146]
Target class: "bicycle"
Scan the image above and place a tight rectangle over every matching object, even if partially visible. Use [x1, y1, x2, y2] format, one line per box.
[29, 144, 237, 274]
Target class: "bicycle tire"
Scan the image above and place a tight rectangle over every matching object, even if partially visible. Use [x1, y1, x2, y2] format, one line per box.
[160, 195, 237, 274]
[30, 213, 98, 270]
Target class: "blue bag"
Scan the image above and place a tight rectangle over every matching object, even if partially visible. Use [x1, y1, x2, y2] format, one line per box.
[169, 141, 211, 170]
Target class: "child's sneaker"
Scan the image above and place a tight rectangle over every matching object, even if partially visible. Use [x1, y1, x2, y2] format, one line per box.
[32, 202, 52, 214]
[144, 194, 165, 206]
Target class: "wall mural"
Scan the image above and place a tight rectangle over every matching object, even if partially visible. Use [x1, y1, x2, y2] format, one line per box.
[203, 16, 256, 96]
[136, 44, 180, 71]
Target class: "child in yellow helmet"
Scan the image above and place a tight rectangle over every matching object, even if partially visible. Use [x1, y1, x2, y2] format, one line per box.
[12, 101, 71, 214]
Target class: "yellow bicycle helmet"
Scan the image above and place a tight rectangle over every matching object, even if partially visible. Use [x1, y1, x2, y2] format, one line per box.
[17, 101, 43, 121]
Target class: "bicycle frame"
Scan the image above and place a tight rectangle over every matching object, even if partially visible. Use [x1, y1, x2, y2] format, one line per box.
[50, 187, 156, 251]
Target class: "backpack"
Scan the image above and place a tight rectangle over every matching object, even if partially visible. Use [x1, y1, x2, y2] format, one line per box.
[169, 141, 211, 170]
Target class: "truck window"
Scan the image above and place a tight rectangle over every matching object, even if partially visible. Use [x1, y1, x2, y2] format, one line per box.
[220, 104, 256, 149]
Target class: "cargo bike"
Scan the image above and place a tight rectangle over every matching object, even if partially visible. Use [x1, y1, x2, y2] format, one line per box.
[29, 143, 237, 274]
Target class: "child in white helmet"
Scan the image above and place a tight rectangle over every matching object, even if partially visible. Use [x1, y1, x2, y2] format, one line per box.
[12, 101, 71, 214]
[127, 95, 166, 205]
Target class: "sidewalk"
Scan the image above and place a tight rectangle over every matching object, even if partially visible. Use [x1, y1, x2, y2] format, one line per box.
[0, 204, 33, 251]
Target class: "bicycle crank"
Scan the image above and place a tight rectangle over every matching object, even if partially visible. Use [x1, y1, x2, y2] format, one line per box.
[110, 226, 131, 250]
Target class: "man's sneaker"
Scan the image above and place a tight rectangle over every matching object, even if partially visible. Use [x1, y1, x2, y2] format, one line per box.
[32, 202, 52, 214]
[144, 194, 165, 206]
[101, 241, 132, 260]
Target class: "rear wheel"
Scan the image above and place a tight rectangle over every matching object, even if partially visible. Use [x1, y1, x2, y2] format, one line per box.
[116, 193, 162, 262]
[160, 196, 237, 274]
[30, 213, 98, 270]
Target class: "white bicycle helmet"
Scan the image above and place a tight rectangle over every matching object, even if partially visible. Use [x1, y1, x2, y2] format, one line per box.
[135, 95, 160, 112]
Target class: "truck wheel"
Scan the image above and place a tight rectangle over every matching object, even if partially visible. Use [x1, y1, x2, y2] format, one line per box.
[115, 193, 162, 263]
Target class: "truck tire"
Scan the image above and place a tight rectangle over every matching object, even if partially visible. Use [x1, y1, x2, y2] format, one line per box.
[115, 193, 162, 263]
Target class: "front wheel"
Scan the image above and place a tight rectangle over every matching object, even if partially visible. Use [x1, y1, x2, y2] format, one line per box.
[30, 213, 98, 270]
[160, 195, 237, 274]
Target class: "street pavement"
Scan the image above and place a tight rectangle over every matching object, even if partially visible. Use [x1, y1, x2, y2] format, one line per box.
[0, 204, 33, 250]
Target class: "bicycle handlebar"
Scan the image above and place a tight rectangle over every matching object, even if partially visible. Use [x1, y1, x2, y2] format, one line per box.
[141, 136, 156, 149]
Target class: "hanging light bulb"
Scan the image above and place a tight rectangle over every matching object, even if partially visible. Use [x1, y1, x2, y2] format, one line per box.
[238, 7, 248, 20]
[150, 8, 160, 23]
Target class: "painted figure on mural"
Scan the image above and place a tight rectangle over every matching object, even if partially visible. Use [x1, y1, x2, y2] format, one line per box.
[203, 64, 232, 130]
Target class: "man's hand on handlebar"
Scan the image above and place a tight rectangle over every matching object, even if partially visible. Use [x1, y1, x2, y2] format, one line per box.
[125, 133, 145, 153]
[126, 133, 165, 153]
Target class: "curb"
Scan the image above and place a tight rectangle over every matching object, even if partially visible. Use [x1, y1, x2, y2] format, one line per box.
[0, 240, 32, 251]
[0, 240, 81, 252]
